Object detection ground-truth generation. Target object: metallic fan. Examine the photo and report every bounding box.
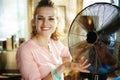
[68,2,120,80]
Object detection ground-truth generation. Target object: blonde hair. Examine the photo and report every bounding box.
[31,0,60,40]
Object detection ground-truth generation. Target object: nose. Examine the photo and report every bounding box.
[43,19,48,25]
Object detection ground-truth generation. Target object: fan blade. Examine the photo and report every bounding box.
[94,42,117,74]
[98,14,120,35]
[75,16,95,32]
[70,41,91,62]
[70,40,117,74]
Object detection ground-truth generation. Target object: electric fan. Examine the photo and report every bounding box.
[68,2,120,80]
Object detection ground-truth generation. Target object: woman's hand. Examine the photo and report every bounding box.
[63,59,91,73]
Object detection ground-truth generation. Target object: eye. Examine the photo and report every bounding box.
[49,18,55,20]
[37,17,44,20]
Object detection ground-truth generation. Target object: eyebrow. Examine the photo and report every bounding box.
[37,15,43,17]
[37,15,55,18]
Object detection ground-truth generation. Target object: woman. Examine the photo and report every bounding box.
[16,0,90,80]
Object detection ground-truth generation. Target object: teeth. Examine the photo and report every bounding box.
[42,27,50,30]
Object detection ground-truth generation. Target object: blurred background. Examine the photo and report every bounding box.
[0,0,119,80]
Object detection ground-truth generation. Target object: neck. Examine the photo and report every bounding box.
[33,35,50,47]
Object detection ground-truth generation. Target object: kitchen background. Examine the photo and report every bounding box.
[0,0,119,79]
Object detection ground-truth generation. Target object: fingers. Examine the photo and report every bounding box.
[80,59,88,66]
[80,69,90,73]
[71,59,91,73]
[84,63,91,69]
[80,59,91,68]
[64,60,91,73]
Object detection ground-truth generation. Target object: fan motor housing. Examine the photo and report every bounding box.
[86,31,98,44]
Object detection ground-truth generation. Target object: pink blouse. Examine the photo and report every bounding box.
[16,39,71,80]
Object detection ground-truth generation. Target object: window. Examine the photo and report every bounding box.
[83,0,111,8]
[0,0,28,41]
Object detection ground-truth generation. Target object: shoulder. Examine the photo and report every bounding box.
[17,39,36,52]
[50,39,69,53]
[51,39,65,48]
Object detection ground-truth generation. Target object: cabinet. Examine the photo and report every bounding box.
[0,51,18,70]
[0,51,21,79]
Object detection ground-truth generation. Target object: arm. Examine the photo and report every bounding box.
[43,59,90,80]
[16,47,42,80]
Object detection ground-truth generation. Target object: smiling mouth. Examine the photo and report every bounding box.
[41,27,51,31]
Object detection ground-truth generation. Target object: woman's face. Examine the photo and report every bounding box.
[35,7,58,37]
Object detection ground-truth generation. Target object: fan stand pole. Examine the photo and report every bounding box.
[94,75,99,80]
[94,47,99,80]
